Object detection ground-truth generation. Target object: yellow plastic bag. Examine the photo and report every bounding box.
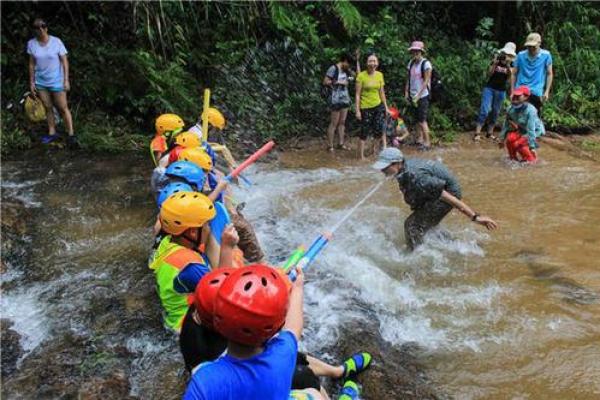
[24,96,46,122]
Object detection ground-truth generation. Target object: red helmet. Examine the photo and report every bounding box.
[213,264,290,346]
[194,267,237,329]
[389,106,400,120]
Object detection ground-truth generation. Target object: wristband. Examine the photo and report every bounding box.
[471,213,480,222]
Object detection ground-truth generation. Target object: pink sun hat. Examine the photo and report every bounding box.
[407,41,426,52]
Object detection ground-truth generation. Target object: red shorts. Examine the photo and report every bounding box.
[505,131,536,162]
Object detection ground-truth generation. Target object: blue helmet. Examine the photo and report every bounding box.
[157,182,193,208]
[165,161,207,190]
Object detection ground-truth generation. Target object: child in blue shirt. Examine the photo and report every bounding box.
[183,265,367,400]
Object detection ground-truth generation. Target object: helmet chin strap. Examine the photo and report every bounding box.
[180,227,203,251]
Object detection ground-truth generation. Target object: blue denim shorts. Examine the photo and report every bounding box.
[36,85,64,92]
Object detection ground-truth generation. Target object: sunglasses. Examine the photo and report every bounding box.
[32,24,47,30]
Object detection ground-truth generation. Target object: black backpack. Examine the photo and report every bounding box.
[408,58,443,102]
[320,64,339,100]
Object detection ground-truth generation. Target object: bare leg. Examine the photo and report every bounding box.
[305,355,344,379]
[420,121,431,147]
[52,91,74,135]
[414,123,422,144]
[327,110,341,150]
[337,108,348,147]
[359,139,366,160]
[37,90,56,135]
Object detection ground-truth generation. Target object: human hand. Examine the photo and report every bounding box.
[29,82,37,97]
[542,92,550,102]
[475,215,498,230]
[355,110,362,121]
[221,224,239,248]
[64,80,70,92]
[291,265,304,288]
[216,179,229,192]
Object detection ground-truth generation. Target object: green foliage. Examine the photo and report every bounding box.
[1,111,31,155]
[0,1,598,154]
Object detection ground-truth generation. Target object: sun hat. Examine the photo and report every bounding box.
[524,33,542,47]
[499,42,517,57]
[407,41,425,53]
[372,148,404,170]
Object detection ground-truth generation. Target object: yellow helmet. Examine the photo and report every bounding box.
[160,192,216,236]
[175,131,201,148]
[204,108,226,130]
[155,114,184,136]
[179,147,213,172]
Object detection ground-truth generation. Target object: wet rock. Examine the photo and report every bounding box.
[0,200,30,237]
[322,322,442,399]
[78,371,135,400]
[1,318,23,377]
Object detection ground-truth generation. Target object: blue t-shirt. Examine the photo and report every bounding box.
[27,35,68,88]
[515,49,552,97]
[183,330,298,400]
[173,262,211,294]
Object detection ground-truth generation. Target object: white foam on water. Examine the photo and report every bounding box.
[0,287,49,358]
[232,164,514,355]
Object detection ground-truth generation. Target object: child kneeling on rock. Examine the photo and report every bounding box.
[183,265,371,400]
[180,267,372,398]
[499,85,545,163]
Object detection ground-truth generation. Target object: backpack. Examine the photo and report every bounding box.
[320,64,339,100]
[408,58,443,102]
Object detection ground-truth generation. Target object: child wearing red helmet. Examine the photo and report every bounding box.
[499,85,545,162]
[384,106,410,148]
[183,265,369,400]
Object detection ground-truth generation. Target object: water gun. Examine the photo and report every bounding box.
[225,140,275,182]
[285,232,333,281]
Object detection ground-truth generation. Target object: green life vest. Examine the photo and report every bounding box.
[149,235,205,331]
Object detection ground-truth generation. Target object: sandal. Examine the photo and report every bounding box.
[342,351,372,379]
[337,143,351,151]
[472,134,482,142]
[41,134,60,144]
[327,146,335,153]
[338,380,360,400]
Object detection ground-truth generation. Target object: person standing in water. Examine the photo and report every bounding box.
[373,148,498,250]
[323,52,354,152]
[355,53,390,160]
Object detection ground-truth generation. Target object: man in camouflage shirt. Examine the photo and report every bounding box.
[373,148,498,250]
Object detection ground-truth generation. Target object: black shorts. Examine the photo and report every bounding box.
[359,104,385,140]
[179,306,229,372]
[410,95,430,123]
[292,352,321,390]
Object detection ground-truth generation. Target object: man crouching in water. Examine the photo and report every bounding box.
[373,148,498,250]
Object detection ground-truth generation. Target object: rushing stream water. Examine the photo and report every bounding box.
[2,138,599,399]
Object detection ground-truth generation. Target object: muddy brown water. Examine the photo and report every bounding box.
[1,137,599,399]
